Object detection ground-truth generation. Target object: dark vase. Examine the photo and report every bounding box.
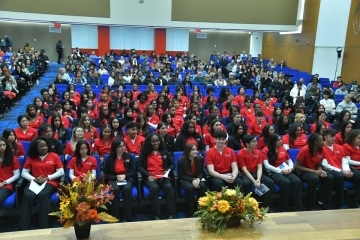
[226,216,241,228]
[74,221,91,240]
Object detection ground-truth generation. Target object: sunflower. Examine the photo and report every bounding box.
[225,189,236,196]
[198,196,209,206]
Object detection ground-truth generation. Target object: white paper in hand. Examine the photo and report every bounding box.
[254,183,269,196]
[163,169,171,178]
[116,180,127,186]
[279,162,290,170]
[29,180,47,195]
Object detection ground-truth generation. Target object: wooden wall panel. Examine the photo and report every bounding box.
[262,0,320,73]
[342,0,360,83]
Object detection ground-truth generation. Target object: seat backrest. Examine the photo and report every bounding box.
[173,152,183,172]
[287,149,300,163]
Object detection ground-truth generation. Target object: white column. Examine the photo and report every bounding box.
[312,0,351,81]
[249,32,263,56]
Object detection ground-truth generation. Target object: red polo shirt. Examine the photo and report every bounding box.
[14,127,38,142]
[240,107,255,124]
[24,152,64,188]
[257,137,266,150]
[147,151,165,178]
[323,144,344,170]
[67,156,97,177]
[124,135,145,156]
[28,117,43,129]
[147,115,160,125]
[343,143,360,170]
[261,105,274,118]
[204,134,216,149]
[248,121,266,136]
[166,125,177,138]
[261,146,289,168]
[237,148,262,173]
[172,115,184,133]
[115,157,126,175]
[64,141,93,156]
[206,147,236,174]
[12,142,25,157]
[310,121,331,133]
[335,132,344,145]
[83,127,99,142]
[87,109,99,120]
[47,115,70,128]
[296,145,324,170]
[0,156,20,191]
[93,138,114,157]
[282,134,307,149]
[202,123,227,136]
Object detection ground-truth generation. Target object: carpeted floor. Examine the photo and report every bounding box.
[0,63,62,133]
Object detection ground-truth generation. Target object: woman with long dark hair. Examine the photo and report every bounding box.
[263,133,302,211]
[177,143,207,217]
[161,112,177,138]
[136,133,175,220]
[335,120,352,145]
[19,137,64,230]
[294,133,334,210]
[93,124,115,162]
[282,123,308,150]
[0,138,20,205]
[268,107,283,125]
[120,107,134,128]
[104,138,136,221]
[26,104,42,129]
[157,122,175,152]
[38,123,63,155]
[2,128,25,158]
[204,119,225,151]
[257,124,275,150]
[275,115,290,136]
[333,110,352,132]
[67,140,97,180]
[175,121,203,151]
[93,105,111,128]
[110,117,124,139]
[310,111,331,133]
[50,113,69,146]
[228,123,247,150]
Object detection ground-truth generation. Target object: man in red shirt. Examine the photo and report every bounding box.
[248,111,266,136]
[206,131,242,191]
[261,96,274,117]
[123,122,145,156]
[240,98,255,125]
[295,133,334,210]
[237,134,274,208]
[131,83,141,100]
[168,105,184,134]
[322,129,360,208]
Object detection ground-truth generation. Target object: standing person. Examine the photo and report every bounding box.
[206,131,243,191]
[56,40,64,64]
[237,134,274,209]
[104,139,136,221]
[177,143,207,217]
[262,134,302,211]
[137,133,176,220]
[294,133,334,210]
[19,137,64,230]
[0,138,20,205]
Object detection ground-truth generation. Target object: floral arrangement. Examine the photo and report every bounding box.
[195,186,267,236]
[49,172,118,228]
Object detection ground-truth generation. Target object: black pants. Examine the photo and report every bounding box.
[210,176,243,192]
[299,171,334,209]
[345,169,360,206]
[327,171,345,207]
[57,51,62,63]
[180,180,207,216]
[109,180,134,221]
[145,178,175,217]
[270,172,302,210]
[19,184,56,230]
[241,173,274,208]
[0,188,12,205]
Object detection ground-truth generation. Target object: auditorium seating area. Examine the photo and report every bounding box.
[1,47,360,232]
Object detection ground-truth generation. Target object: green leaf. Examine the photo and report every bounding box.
[99,204,108,210]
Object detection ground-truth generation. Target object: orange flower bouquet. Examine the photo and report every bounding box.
[49,172,118,230]
[195,186,267,236]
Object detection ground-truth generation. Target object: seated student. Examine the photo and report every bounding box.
[123,122,145,156]
[204,119,227,151]
[310,111,331,133]
[275,115,290,136]
[2,128,25,158]
[206,131,243,191]
[237,134,274,209]
[26,104,43,129]
[175,121,203,151]
[294,133,334,210]
[93,124,115,162]
[157,122,175,152]
[293,113,310,135]
[261,96,274,117]
[67,140,97,180]
[322,129,360,209]
[161,112,177,138]
[335,121,352,145]
[143,104,160,129]
[257,125,275,150]
[228,123,247,150]
[104,139,136,221]
[227,113,245,136]
[47,104,70,129]
[262,134,302,211]
[14,115,38,142]
[38,124,63,155]
[313,121,327,135]
[0,138,20,205]
[248,111,267,137]
[240,98,256,126]
[137,133,176,220]
[78,115,99,142]
[177,143,207,217]
[282,123,308,150]
[185,114,202,135]
[202,114,227,136]
[19,137,64,230]
[167,105,184,134]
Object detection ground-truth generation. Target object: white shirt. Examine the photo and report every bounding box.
[98,69,108,75]
[320,98,336,114]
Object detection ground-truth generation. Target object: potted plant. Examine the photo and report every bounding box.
[49,172,118,239]
[195,186,268,236]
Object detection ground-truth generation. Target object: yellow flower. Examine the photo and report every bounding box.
[198,197,209,207]
[248,197,259,207]
[217,200,230,213]
[225,189,236,196]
